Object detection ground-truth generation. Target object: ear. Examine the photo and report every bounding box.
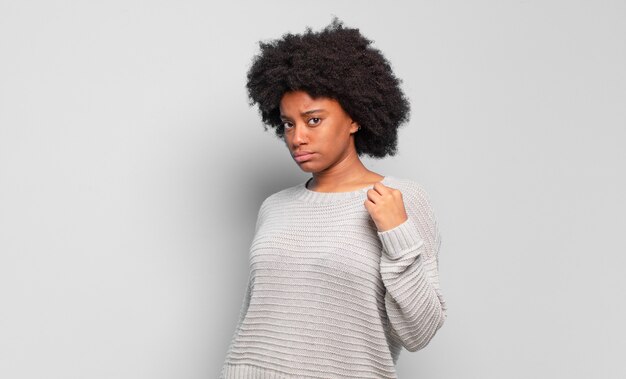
[350,120,360,134]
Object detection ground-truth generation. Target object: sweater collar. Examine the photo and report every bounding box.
[293,175,394,203]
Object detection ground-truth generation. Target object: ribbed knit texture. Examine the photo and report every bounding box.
[220,175,447,379]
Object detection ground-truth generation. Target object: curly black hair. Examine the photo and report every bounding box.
[245,16,411,158]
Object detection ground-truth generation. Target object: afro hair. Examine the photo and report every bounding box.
[245,16,411,158]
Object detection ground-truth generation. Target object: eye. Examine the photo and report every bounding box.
[308,117,321,126]
[282,121,293,129]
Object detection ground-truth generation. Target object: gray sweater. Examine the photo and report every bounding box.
[220,175,447,378]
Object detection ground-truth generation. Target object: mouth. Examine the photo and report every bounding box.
[294,152,315,163]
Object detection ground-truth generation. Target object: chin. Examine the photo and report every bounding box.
[295,160,322,172]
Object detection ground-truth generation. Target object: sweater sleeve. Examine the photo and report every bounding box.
[223,273,253,353]
[220,273,253,379]
[376,185,447,352]
[222,197,268,362]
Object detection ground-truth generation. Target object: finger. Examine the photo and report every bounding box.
[366,187,383,203]
[372,181,393,195]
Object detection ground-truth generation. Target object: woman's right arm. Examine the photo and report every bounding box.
[223,273,253,354]
[223,196,269,353]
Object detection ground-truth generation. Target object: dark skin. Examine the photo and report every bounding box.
[279,90,408,232]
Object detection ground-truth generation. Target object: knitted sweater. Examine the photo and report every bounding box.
[220,175,447,378]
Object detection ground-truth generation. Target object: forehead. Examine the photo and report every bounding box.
[279,90,340,115]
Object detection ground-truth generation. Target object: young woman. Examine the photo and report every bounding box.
[220,17,447,379]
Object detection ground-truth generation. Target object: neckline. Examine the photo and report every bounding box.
[294,175,394,203]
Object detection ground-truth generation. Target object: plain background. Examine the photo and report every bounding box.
[1,1,624,378]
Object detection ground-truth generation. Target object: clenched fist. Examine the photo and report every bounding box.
[364,182,409,232]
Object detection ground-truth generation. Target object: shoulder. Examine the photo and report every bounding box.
[256,181,302,214]
[386,176,442,256]
[385,176,435,207]
[262,182,298,205]
[385,176,439,226]
[253,189,286,232]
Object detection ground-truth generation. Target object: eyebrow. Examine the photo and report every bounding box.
[280,109,326,120]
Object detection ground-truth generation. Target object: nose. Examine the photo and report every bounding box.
[290,121,308,146]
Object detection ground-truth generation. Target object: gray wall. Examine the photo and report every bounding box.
[1,1,624,378]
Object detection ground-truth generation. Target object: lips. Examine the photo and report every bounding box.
[293,151,314,157]
[293,152,315,163]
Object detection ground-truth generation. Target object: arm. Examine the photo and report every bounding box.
[222,197,268,356]
[223,273,253,353]
[220,273,253,379]
[377,186,447,352]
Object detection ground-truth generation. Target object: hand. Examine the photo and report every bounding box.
[364,182,408,232]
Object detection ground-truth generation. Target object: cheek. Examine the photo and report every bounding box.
[323,131,350,153]
[330,125,351,141]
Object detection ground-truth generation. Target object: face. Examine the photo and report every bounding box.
[279,90,359,172]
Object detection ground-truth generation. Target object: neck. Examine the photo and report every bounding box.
[307,156,376,192]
